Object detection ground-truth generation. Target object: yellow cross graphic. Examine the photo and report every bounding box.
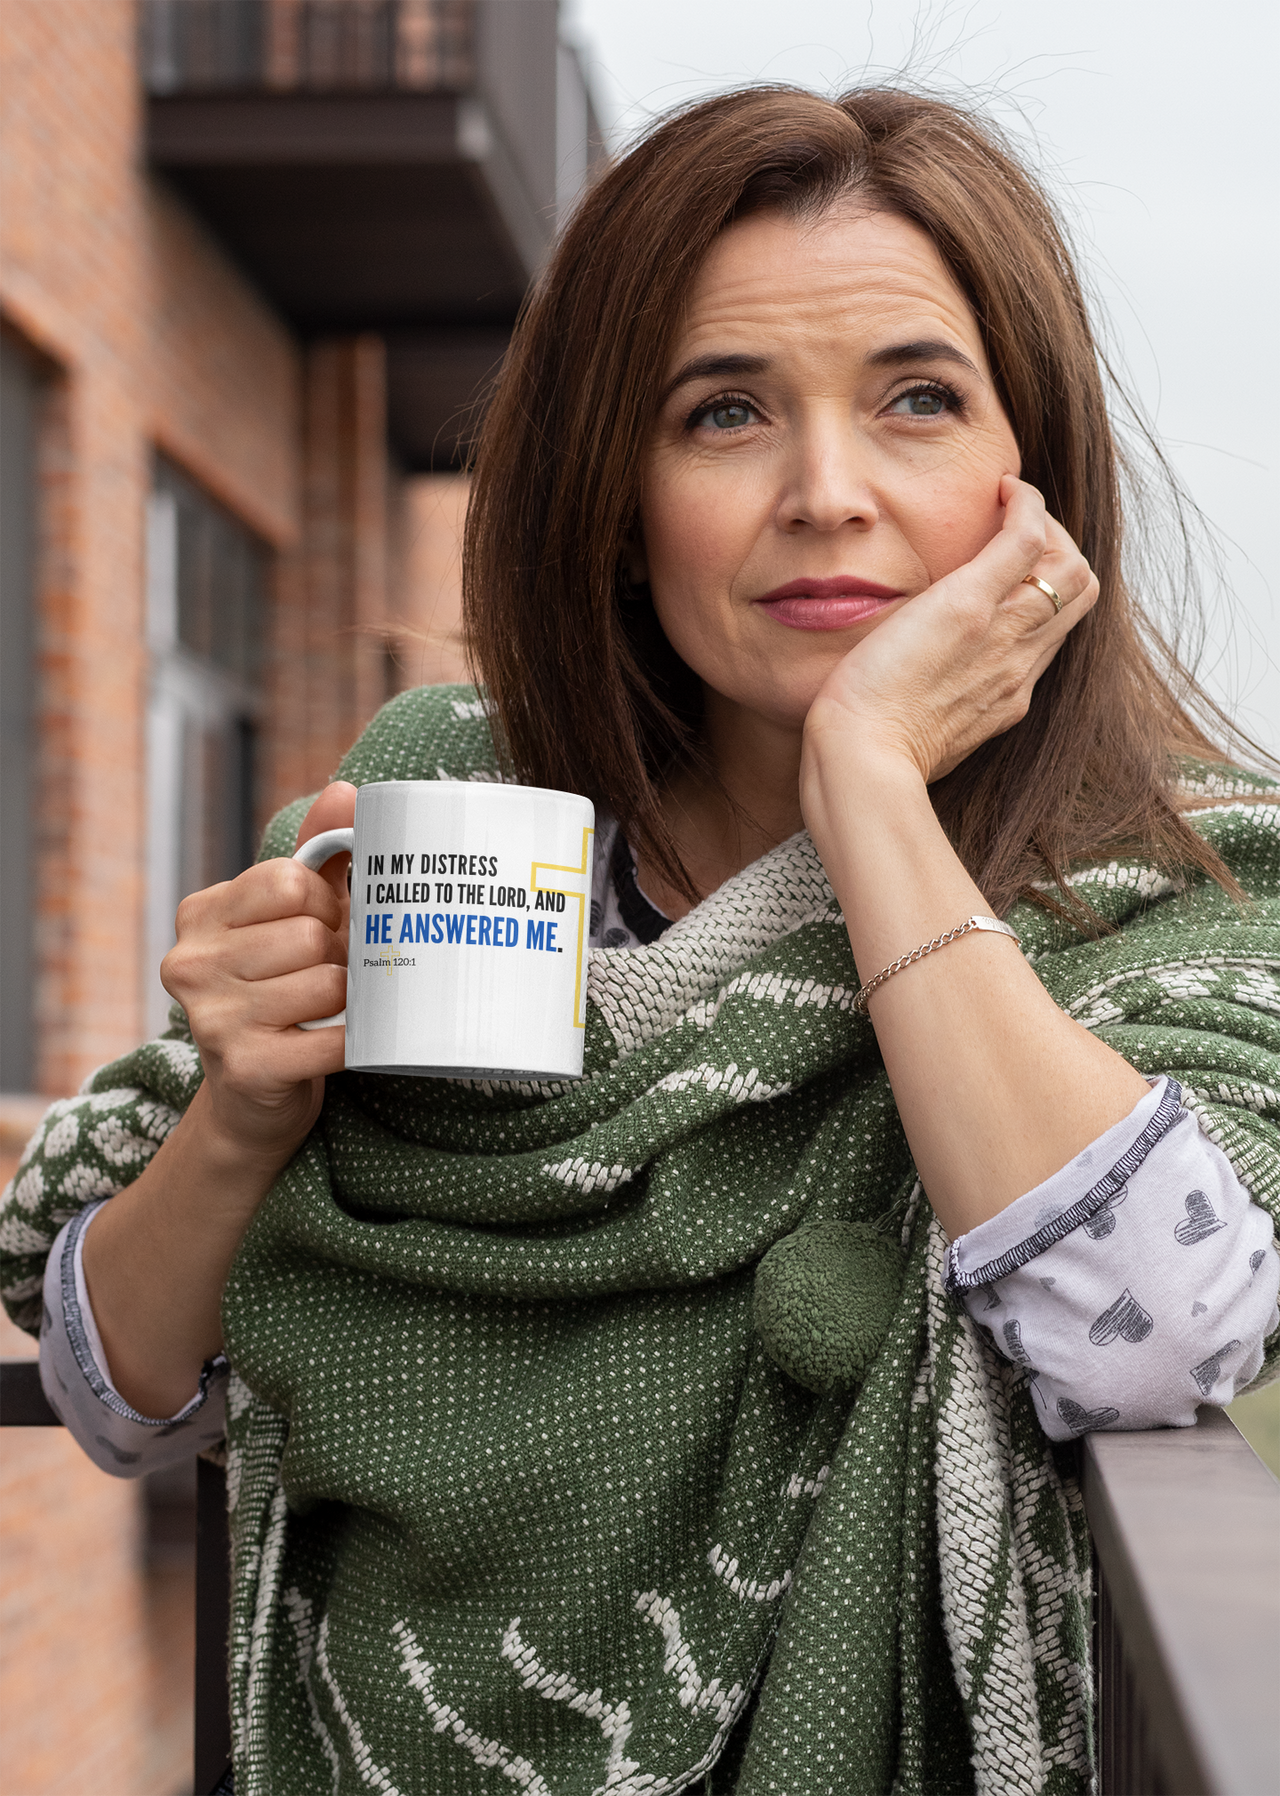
[530,825,595,1029]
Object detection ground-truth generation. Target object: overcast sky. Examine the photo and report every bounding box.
[562,0,1279,759]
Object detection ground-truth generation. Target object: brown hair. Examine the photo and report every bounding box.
[464,85,1244,918]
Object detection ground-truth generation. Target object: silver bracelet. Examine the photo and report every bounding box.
[853,914,1021,1015]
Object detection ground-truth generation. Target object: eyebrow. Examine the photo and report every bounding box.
[660,339,982,408]
[865,338,982,376]
[660,353,771,405]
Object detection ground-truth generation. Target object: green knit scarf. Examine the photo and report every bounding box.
[5,685,1279,1796]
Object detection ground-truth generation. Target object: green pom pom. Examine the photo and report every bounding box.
[753,1220,906,1393]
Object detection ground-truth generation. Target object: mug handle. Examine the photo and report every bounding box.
[292,827,354,1031]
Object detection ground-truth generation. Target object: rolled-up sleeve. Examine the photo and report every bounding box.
[945,1077,1280,1439]
[39,1200,227,1477]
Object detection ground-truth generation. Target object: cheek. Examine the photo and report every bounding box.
[641,480,760,694]
[914,498,1002,574]
[640,458,770,595]
[899,452,1013,579]
[646,562,726,683]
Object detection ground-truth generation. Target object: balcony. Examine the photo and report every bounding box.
[4,1354,1276,1795]
[141,0,601,466]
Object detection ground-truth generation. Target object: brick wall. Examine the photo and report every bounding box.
[263,369,471,820]
[393,472,471,693]
[1,3,297,1789]
[1,0,301,1095]
[266,335,391,815]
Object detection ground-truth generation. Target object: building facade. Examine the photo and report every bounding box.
[0,4,597,1787]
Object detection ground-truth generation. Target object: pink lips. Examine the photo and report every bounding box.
[755,576,904,631]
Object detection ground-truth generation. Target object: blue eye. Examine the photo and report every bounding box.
[890,386,952,417]
[694,398,757,431]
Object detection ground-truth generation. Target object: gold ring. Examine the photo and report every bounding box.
[1022,575,1063,614]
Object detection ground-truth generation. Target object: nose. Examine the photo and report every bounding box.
[774,406,880,535]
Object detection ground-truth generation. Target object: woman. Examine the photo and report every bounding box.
[5,88,1278,1795]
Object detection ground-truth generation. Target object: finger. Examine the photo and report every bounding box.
[248,964,349,1029]
[1022,571,1101,678]
[185,859,345,934]
[161,917,344,1017]
[263,1027,347,1083]
[216,913,348,983]
[266,1029,347,1083]
[296,781,357,847]
[212,1023,347,1092]
[297,782,357,907]
[1036,520,1095,598]
[1004,506,1096,623]
[946,477,1048,606]
[996,476,1049,555]
[1016,556,1099,631]
[198,963,349,1036]
[1041,512,1081,558]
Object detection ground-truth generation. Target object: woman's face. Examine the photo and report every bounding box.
[637,207,1022,733]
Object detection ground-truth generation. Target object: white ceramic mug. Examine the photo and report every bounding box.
[294,780,595,1080]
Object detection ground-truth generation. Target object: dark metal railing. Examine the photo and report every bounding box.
[5,1356,1275,1794]
[141,0,475,95]
[1,1357,232,1794]
[194,1456,233,1793]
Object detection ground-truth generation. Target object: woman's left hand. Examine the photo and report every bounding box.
[802,475,1100,786]
[796,474,1145,1239]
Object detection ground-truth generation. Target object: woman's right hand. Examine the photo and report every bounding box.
[79,782,357,1419]
[161,780,357,1173]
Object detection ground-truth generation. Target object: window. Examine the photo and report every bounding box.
[145,457,266,1036]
